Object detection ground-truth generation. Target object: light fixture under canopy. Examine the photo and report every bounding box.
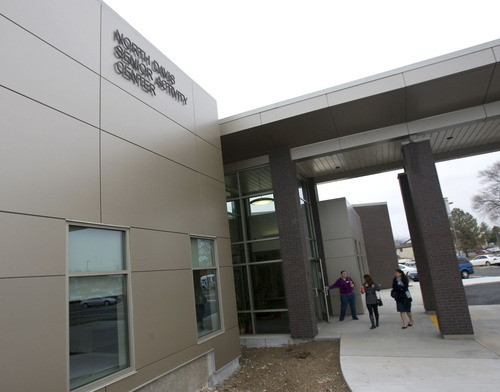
[250,196,274,205]
[250,177,274,205]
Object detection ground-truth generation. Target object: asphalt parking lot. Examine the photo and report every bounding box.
[464,266,500,305]
[465,282,500,304]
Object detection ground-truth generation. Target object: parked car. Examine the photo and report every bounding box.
[405,259,416,267]
[407,269,419,282]
[470,254,500,266]
[399,264,417,276]
[406,256,474,281]
[80,297,117,308]
[486,246,500,253]
[457,256,474,279]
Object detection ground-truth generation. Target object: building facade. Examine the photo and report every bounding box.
[3,1,498,390]
[219,37,500,339]
[225,165,323,338]
[318,198,367,317]
[354,203,400,289]
[0,2,239,391]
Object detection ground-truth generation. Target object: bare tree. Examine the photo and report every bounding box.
[472,161,500,222]
[394,237,408,248]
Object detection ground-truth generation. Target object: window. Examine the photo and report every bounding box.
[225,166,290,335]
[191,237,221,338]
[298,178,318,260]
[68,225,131,390]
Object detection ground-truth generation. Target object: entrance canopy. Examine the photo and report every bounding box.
[220,40,500,185]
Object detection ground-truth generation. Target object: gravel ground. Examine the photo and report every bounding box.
[201,340,350,392]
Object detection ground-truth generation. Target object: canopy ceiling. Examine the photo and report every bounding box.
[220,40,500,187]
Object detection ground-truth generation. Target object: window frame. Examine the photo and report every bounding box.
[190,235,224,340]
[66,221,135,392]
[225,165,290,335]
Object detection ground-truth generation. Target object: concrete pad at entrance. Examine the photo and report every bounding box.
[316,281,500,392]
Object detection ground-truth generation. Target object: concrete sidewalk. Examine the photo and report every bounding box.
[316,278,500,392]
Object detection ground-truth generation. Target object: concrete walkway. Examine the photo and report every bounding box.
[316,277,500,391]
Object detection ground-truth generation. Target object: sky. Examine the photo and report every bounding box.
[104,0,500,239]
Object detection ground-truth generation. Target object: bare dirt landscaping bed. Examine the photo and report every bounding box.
[201,340,350,392]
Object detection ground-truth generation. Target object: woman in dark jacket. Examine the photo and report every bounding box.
[392,269,414,329]
[362,274,381,329]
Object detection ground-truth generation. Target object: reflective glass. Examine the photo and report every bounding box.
[231,243,246,264]
[244,197,278,240]
[233,266,250,311]
[239,166,272,196]
[191,238,216,268]
[191,238,221,338]
[300,198,316,239]
[193,269,221,338]
[255,311,289,334]
[227,200,243,242]
[248,240,281,262]
[69,227,125,273]
[225,166,292,335]
[224,173,239,198]
[307,239,317,259]
[237,312,253,334]
[251,263,287,310]
[69,275,129,390]
[298,178,305,201]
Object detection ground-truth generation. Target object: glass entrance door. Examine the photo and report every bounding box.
[310,259,329,322]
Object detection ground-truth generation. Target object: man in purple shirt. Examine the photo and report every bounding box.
[326,270,359,321]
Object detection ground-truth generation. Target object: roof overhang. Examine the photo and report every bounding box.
[220,40,500,183]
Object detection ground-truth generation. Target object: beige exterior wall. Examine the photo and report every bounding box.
[397,247,415,260]
[318,198,367,316]
[0,1,239,391]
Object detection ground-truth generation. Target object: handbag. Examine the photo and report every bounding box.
[377,293,383,307]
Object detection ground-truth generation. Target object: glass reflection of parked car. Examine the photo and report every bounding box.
[470,254,499,266]
[201,274,216,289]
[80,297,117,308]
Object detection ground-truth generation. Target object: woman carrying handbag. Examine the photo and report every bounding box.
[391,269,414,329]
[361,274,381,329]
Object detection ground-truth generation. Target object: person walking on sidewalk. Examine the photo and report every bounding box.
[391,269,414,329]
[326,270,359,321]
[362,274,381,329]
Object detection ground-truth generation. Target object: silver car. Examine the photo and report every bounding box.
[80,297,117,308]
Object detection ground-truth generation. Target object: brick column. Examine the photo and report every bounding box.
[269,148,318,338]
[401,140,473,337]
[398,172,437,312]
